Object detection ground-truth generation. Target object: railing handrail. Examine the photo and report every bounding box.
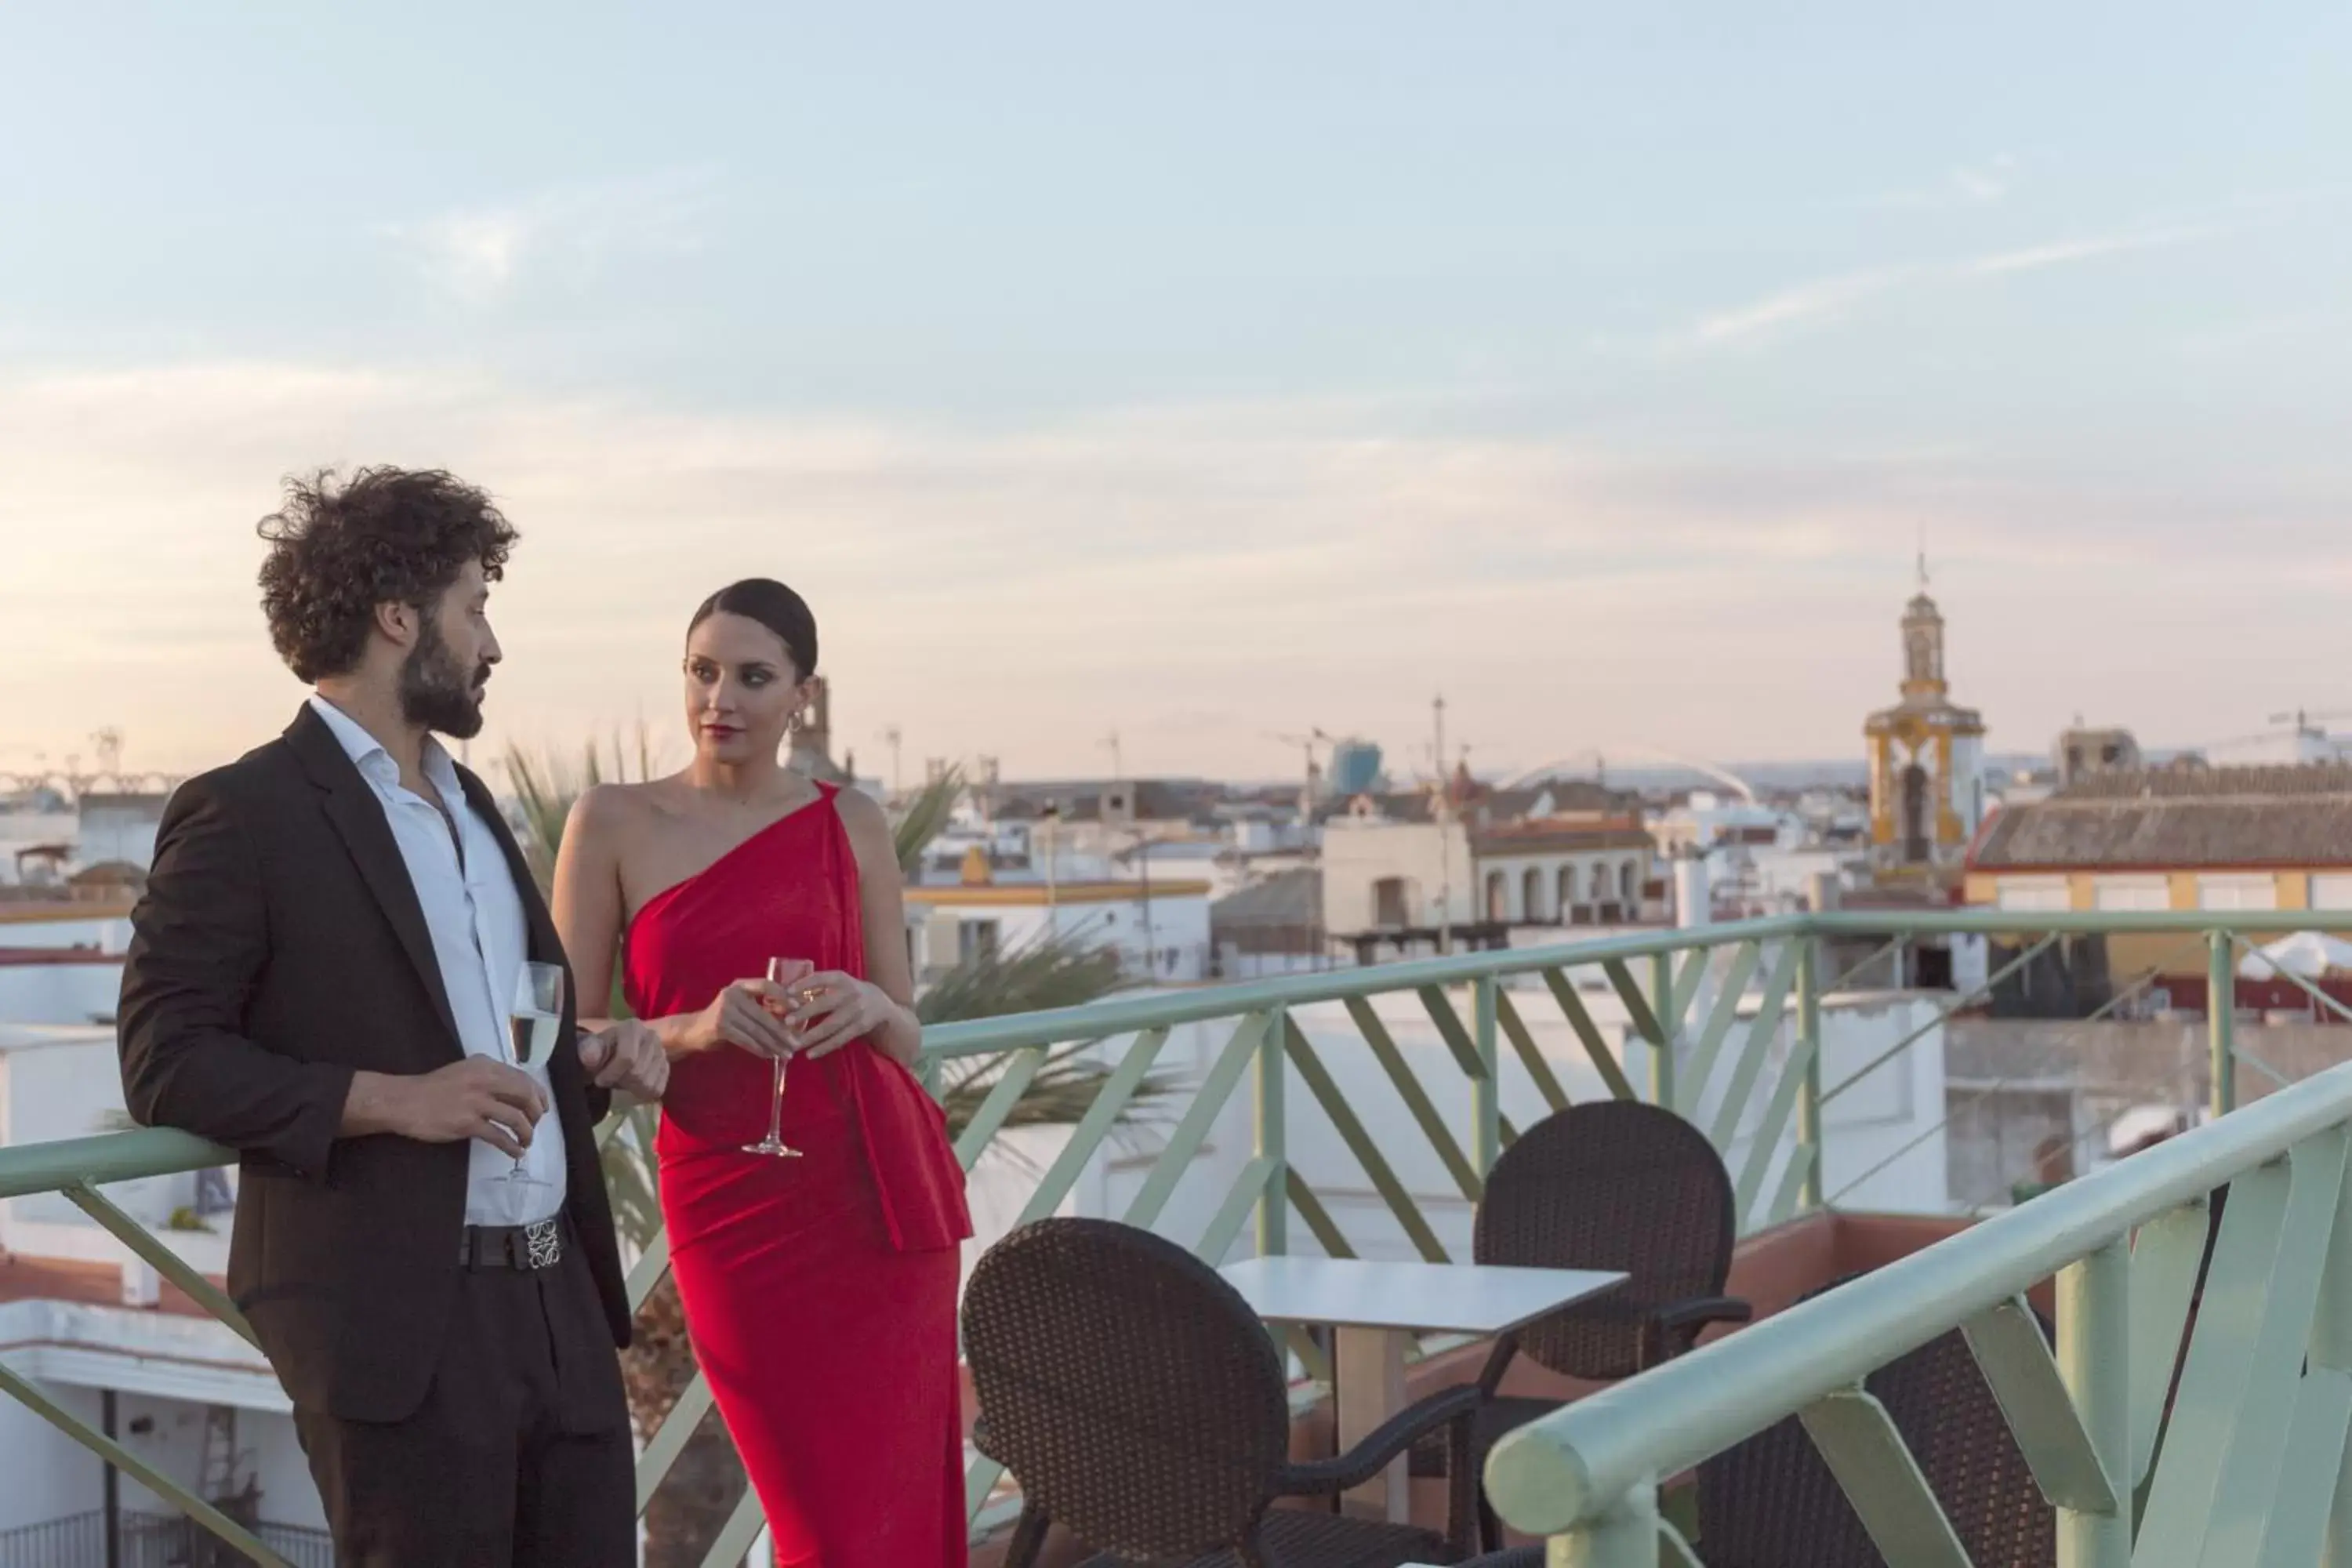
[919,915,1811,1058]
[1,905,2332,1186]
[0,1127,227,1200]
[1484,1050,2352,1537]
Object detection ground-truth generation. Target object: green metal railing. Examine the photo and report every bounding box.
[1483,909,2352,1566]
[2,908,2345,1565]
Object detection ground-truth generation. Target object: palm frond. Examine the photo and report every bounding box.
[891,765,964,877]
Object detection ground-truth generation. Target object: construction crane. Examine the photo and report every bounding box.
[1265,727,1334,806]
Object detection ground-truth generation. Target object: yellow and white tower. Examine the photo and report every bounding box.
[1864,556,1987,871]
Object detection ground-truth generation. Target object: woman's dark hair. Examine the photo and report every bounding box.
[256,466,517,683]
[689,579,818,680]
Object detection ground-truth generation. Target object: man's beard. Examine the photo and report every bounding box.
[398,615,491,740]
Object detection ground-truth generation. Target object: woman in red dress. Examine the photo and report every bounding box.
[554,579,971,1567]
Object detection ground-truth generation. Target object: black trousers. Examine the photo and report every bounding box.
[292,1244,633,1567]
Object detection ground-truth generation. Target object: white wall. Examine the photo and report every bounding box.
[2,1029,231,1274]
[1320,821,1469,931]
[0,959,122,1028]
[0,916,130,952]
[0,1301,324,1534]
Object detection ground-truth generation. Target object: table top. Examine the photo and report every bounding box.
[1218,1255,1627,1337]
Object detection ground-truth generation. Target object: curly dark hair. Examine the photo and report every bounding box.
[256,467,519,682]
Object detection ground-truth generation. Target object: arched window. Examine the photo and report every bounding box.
[1486,870,1508,923]
[1523,868,1545,923]
[1588,863,1610,901]
[1558,866,1577,922]
[1620,862,1639,904]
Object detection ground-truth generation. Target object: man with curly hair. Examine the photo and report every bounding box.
[118,467,666,1566]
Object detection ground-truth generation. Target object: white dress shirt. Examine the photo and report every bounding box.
[308,696,566,1224]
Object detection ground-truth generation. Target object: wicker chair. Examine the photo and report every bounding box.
[1405,1102,1751,1548]
[965,1218,1483,1567]
[1448,1278,2055,1567]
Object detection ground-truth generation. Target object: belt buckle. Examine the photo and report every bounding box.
[523,1219,563,1270]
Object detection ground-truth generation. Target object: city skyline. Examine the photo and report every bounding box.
[5,5,2350,779]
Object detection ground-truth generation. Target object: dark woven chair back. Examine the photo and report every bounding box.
[963,1218,1293,1561]
[1698,1276,2054,1567]
[1474,1101,1735,1380]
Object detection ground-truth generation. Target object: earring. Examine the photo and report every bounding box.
[788,711,805,735]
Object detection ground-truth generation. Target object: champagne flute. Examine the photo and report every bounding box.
[742,956,813,1158]
[502,962,564,1184]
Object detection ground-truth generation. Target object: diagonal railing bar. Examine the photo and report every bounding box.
[2231,934,2352,1027]
[636,1374,717,1510]
[0,1359,296,1566]
[1958,1296,2121,1515]
[1342,996,1483,1203]
[1822,934,1906,999]
[2235,1040,2296,1090]
[1011,1028,1171,1230]
[2136,1154,2297,1566]
[1542,968,1640,1102]
[2260,1142,2352,1566]
[1705,942,1802,1153]
[1732,1028,1818,1225]
[1415,984,1490,1082]
[1602,959,1666,1056]
[1668,946,1713,1040]
[698,1485,768,1568]
[1284,1019,1450,1263]
[1197,1156,1280,1265]
[1675,940,1763,1118]
[1659,1520,1704,1568]
[2191,1129,2348,1568]
[964,1457,1008,1528]
[1764,1144,1813,1230]
[1283,1168,1357,1261]
[61,1182,259,1348]
[1499,1112,1520,1149]
[625,1228,673,1313]
[950,1044,1052,1171]
[1823,944,2202,1210]
[1492,986,1572,1114]
[1120,1011,1272,1230]
[2128,1201,2214,1490]
[1796,1388,1973,1568]
[1819,931,2063,1107]
[2260,1369,2352,1568]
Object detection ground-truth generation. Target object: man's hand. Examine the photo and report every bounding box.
[343,1058,548,1158]
[576,1020,670,1099]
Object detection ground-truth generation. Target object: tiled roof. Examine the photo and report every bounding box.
[1470,813,1652,857]
[1973,765,2352,870]
[1210,868,1322,930]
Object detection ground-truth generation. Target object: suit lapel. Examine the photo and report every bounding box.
[285,706,465,1056]
[456,764,594,1114]
[455,768,562,967]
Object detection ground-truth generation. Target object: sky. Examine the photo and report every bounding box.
[3,4,2350,787]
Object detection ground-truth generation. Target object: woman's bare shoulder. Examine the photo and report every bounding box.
[568,777,684,847]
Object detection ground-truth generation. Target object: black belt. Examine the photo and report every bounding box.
[459,1217,565,1271]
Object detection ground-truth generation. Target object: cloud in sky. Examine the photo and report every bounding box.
[1861,155,2020,211]
[1676,222,2219,351]
[2,358,2346,782]
[377,172,717,306]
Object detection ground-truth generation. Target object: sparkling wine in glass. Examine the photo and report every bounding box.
[503,962,564,1184]
[743,956,813,1158]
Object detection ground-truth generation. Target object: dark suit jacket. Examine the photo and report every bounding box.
[118,705,631,1422]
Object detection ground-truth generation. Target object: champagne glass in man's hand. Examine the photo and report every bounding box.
[500,962,564,1184]
[743,956,815,1158]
